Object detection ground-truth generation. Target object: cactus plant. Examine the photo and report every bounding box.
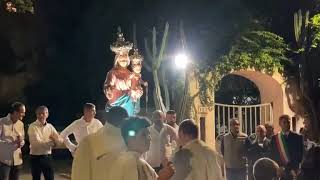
[143,22,169,113]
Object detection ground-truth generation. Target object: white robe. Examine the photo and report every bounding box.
[71,122,126,180]
[171,139,224,180]
[108,151,158,180]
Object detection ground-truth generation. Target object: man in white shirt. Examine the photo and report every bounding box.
[71,106,128,180]
[166,110,179,154]
[166,110,178,132]
[145,110,177,172]
[60,103,103,155]
[0,102,26,180]
[28,106,62,180]
[109,116,174,180]
[171,119,224,180]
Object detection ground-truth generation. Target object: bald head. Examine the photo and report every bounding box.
[152,110,165,123]
[253,158,279,180]
[256,125,266,141]
[256,125,266,132]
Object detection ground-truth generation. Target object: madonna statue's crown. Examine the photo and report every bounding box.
[110,28,133,55]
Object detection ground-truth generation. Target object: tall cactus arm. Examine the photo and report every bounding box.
[156,22,169,70]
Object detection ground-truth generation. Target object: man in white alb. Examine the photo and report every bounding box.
[28,106,62,180]
[60,103,103,155]
[71,106,128,180]
[145,110,177,172]
[171,119,224,180]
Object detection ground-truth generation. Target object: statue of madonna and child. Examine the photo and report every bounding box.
[103,29,147,116]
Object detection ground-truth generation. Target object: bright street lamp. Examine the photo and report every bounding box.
[174,53,189,69]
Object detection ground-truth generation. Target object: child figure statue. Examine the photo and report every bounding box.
[129,48,147,114]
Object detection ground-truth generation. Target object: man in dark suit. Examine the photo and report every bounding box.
[246,125,271,180]
[270,115,303,180]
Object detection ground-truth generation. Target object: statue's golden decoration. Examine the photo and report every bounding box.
[110,29,133,55]
[130,48,143,66]
[104,28,146,116]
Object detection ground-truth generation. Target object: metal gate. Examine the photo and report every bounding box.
[215,103,273,136]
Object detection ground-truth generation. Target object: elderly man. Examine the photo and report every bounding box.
[71,106,129,180]
[108,116,174,180]
[171,119,224,180]
[246,125,271,180]
[270,115,303,180]
[221,118,248,180]
[28,106,62,180]
[145,110,177,172]
[60,103,103,155]
[253,158,280,180]
[265,122,275,140]
[0,102,26,180]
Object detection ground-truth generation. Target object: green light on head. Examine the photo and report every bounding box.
[128,130,136,137]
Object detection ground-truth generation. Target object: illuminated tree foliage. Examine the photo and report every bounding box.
[2,0,34,13]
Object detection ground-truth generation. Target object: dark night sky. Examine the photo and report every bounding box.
[0,0,316,127]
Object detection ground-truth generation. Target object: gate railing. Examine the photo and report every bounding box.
[215,103,273,136]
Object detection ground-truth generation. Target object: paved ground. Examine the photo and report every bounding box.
[20,157,72,180]
[20,173,71,180]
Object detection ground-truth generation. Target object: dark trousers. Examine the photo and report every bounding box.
[0,162,20,180]
[301,168,320,180]
[226,168,246,180]
[30,155,54,180]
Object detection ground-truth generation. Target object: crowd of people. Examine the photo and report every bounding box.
[220,116,320,180]
[0,102,319,180]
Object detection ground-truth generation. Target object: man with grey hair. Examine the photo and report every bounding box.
[246,125,271,180]
[60,103,103,156]
[28,106,62,180]
[221,118,248,180]
[145,110,177,172]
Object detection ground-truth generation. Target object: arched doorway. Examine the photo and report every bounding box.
[189,69,298,149]
[230,70,290,132]
[214,74,266,136]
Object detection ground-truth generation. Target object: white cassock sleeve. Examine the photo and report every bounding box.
[71,137,91,180]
